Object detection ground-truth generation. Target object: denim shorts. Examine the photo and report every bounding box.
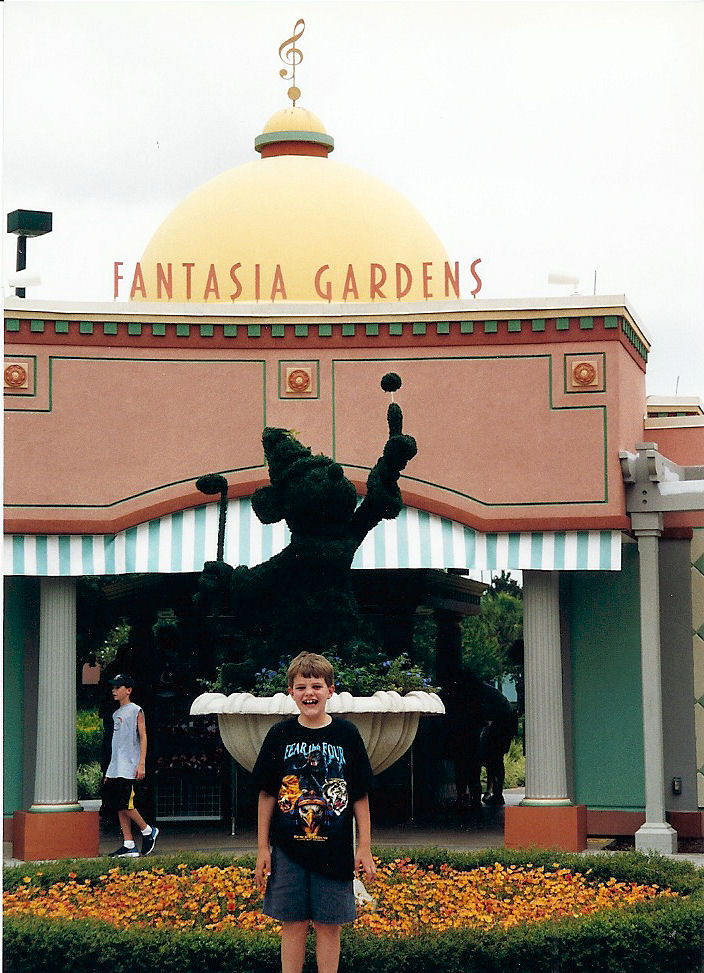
[262,845,357,924]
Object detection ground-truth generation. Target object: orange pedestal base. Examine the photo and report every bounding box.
[12,810,100,861]
[504,804,588,852]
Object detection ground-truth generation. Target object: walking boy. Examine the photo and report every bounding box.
[104,674,159,857]
[253,652,376,973]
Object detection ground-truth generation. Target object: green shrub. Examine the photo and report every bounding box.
[77,761,103,799]
[76,709,103,765]
[5,849,704,973]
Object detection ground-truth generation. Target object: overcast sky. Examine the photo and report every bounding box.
[3,0,703,399]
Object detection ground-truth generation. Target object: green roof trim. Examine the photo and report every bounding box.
[483,320,498,334]
[79,321,94,335]
[389,322,403,336]
[127,322,142,336]
[176,324,190,338]
[55,321,69,334]
[318,323,332,337]
[531,319,546,332]
[30,320,45,333]
[102,322,117,336]
[436,321,450,335]
[272,324,285,337]
[151,323,166,337]
[460,321,474,334]
[556,318,569,331]
[223,324,237,337]
[200,324,214,337]
[412,322,427,335]
[508,320,521,333]
[365,323,379,336]
[6,318,20,332]
[342,323,355,336]
[254,130,335,153]
[247,324,261,338]
[295,324,309,337]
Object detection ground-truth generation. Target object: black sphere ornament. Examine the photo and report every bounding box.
[381,372,402,393]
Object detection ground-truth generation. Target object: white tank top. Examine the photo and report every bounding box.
[105,701,143,778]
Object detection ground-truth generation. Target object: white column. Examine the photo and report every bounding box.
[522,570,570,805]
[632,513,677,853]
[30,578,82,812]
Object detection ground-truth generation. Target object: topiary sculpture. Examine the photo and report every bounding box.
[196,375,417,690]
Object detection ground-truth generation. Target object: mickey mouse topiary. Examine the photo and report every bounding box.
[197,375,417,689]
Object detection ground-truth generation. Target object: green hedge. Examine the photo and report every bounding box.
[76,709,103,766]
[5,849,704,973]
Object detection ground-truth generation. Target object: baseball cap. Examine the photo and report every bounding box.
[108,673,135,688]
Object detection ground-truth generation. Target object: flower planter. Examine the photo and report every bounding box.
[189,690,444,774]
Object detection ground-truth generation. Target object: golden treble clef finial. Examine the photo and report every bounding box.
[279,19,305,105]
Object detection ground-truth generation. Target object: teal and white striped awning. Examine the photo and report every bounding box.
[4,499,622,576]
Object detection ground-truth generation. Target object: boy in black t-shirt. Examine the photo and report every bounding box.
[253,652,376,973]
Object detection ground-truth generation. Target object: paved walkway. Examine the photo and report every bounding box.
[5,790,704,867]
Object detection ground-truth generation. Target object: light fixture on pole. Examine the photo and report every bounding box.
[7,209,52,297]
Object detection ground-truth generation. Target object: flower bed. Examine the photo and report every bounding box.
[4,849,704,973]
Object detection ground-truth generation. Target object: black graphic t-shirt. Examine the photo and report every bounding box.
[252,716,374,880]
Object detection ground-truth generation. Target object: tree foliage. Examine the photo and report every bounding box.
[461,574,523,686]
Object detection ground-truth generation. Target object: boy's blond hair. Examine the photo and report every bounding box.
[287,652,335,688]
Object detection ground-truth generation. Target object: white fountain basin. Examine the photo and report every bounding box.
[190,690,445,774]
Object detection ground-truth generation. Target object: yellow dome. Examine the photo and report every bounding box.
[261,106,327,134]
[134,115,453,304]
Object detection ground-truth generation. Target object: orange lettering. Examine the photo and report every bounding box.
[370,263,387,300]
[113,262,123,299]
[470,258,483,298]
[203,264,220,300]
[444,261,460,299]
[270,264,287,300]
[395,263,412,299]
[342,264,359,301]
[230,263,242,300]
[129,262,146,299]
[156,263,173,299]
[182,263,195,300]
[314,265,332,302]
[422,262,433,299]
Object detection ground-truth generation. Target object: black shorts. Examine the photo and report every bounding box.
[262,846,356,924]
[102,776,143,813]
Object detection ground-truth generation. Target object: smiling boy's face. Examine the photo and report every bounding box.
[289,675,334,727]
